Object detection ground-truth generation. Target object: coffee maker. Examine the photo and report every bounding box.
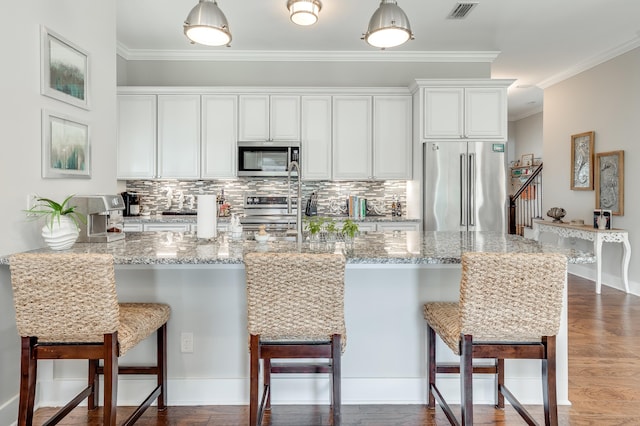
[71,195,126,243]
[120,191,141,216]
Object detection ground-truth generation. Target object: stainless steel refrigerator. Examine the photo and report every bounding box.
[422,141,507,232]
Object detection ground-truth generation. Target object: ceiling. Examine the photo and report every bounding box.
[116,0,640,121]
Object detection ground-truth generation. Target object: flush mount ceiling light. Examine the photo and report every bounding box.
[184,0,232,46]
[287,0,322,26]
[362,0,414,49]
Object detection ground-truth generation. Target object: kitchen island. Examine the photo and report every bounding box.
[0,231,593,409]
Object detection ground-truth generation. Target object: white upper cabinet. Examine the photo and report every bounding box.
[238,95,300,141]
[464,88,507,139]
[422,86,507,140]
[373,96,412,179]
[117,94,157,179]
[157,95,201,178]
[332,96,372,180]
[201,95,238,179]
[301,96,332,180]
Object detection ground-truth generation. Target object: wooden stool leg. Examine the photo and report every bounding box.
[542,336,558,426]
[460,334,473,426]
[263,358,271,410]
[496,358,505,409]
[18,337,37,426]
[88,359,99,410]
[331,334,342,426]
[427,325,436,408]
[157,323,168,410]
[103,333,119,426]
[250,334,260,426]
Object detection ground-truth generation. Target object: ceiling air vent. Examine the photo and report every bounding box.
[447,1,478,19]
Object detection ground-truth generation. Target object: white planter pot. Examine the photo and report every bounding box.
[41,216,80,250]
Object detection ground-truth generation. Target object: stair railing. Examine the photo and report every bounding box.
[509,163,543,235]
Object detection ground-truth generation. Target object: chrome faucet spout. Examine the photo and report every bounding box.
[287,161,303,245]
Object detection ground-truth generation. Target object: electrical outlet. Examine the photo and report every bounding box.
[181,332,194,353]
[26,194,39,215]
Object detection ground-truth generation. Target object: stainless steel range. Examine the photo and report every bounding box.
[241,195,298,232]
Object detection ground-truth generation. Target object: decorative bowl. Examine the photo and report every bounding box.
[546,207,567,223]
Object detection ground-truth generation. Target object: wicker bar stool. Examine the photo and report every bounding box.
[244,252,346,426]
[9,253,171,426]
[423,252,567,426]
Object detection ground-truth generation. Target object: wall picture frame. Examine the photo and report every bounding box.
[570,131,594,190]
[40,26,90,110]
[42,110,91,179]
[595,150,624,215]
[520,153,534,167]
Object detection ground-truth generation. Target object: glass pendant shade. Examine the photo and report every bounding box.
[184,0,232,46]
[287,0,322,26]
[363,0,414,49]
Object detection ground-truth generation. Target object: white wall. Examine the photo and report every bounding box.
[0,2,117,424]
[513,112,543,162]
[543,47,640,294]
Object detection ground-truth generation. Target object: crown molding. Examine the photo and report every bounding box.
[537,36,640,89]
[116,41,500,63]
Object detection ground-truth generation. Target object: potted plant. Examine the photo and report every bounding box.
[341,219,359,244]
[26,195,86,250]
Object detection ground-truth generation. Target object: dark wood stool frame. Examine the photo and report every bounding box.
[18,325,167,426]
[427,326,558,426]
[249,334,342,426]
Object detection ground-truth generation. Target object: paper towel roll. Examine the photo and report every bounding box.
[197,195,217,239]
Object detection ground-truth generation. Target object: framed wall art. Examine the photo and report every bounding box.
[595,150,624,215]
[520,153,534,167]
[40,26,90,110]
[570,131,594,190]
[42,110,91,178]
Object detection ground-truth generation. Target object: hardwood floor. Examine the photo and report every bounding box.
[32,274,640,425]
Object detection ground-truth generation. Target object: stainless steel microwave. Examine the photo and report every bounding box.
[237,141,300,177]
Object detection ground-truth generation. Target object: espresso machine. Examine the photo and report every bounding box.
[70,195,126,243]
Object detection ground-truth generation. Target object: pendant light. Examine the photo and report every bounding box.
[184,0,232,46]
[287,0,322,26]
[363,0,414,49]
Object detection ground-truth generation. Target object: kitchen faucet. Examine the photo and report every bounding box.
[287,161,302,245]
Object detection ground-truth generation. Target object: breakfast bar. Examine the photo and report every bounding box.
[0,231,594,409]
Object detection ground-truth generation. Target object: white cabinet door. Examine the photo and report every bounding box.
[270,95,300,141]
[201,95,237,178]
[332,96,372,180]
[143,223,191,232]
[117,95,157,179]
[238,95,300,141]
[464,87,507,139]
[376,222,420,232]
[422,88,464,139]
[157,95,200,178]
[301,96,331,180]
[373,96,412,179]
[123,223,143,232]
[238,95,269,140]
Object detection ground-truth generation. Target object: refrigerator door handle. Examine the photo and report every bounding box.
[460,153,466,226]
[469,153,476,227]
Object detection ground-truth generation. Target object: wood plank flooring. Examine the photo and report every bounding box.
[32,274,640,425]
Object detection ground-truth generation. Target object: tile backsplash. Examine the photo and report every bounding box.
[125,179,408,217]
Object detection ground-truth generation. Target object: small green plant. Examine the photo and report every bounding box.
[324,218,338,234]
[341,219,359,239]
[26,195,86,230]
[305,216,324,235]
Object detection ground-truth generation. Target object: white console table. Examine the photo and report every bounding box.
[533,220,630,294]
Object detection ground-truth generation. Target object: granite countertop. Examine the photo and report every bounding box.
[0,231,595,266]
[123,215,420,224]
